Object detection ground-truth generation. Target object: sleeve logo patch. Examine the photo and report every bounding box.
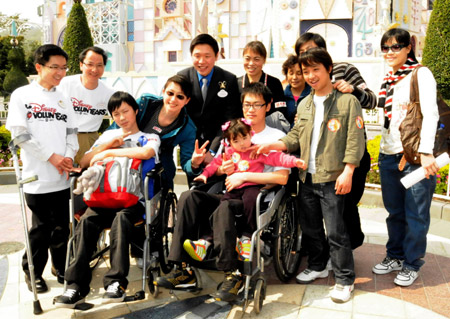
[355,116,364,129]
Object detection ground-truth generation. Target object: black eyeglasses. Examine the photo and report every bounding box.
[243,103,266,110]
[166,91,186,100]
[381,44,406,53]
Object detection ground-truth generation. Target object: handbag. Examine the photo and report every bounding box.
[398,66,450,169]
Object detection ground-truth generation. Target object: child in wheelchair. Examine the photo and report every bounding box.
[187,118,305,262]
[155,83,295,302]
[54,91,160,308]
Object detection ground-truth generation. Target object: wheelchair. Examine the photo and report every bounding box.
[65,163,178,300]
[164,171,302,314]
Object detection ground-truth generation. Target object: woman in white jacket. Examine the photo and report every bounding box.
[372,28,439,287]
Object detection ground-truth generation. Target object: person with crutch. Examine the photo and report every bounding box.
[5,44,78,301]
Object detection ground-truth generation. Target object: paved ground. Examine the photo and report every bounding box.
[0,183,449,319]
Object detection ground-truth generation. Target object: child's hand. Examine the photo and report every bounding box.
[90,151,109,166]
[193,175,207,184]
[218,152,234,175]
[256,143,272,156]
[108,131,132,149]
[295,159,307,170]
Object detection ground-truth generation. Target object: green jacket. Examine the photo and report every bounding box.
[281,89,365,183]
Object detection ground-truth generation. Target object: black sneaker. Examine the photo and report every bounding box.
[54,289,85,308]
[102,282,126,303]
[25,274,48,293]
[154,268,197,289]
[51,266,65,284]
[213,272,243,302]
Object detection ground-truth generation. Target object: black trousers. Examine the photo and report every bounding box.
[64,204,144,297]
[168,189,243,271]
[23,188,70,278]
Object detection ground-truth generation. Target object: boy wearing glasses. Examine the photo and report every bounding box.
[59,46,115,165]
[155,83,291,302]
[6,44,78,292]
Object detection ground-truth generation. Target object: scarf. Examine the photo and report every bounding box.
[378,58,419,129]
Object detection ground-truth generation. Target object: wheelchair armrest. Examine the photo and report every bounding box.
[189,180,206,189]
[146,163,164,178]
[259,183,282,196]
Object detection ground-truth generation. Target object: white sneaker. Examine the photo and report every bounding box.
[296,268,329,284]
[372,256,403,275]
[394,268,419,287]
[330,284,354,303]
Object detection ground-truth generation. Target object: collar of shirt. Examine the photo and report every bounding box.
[197,68,214,88]
[33,80,57,92]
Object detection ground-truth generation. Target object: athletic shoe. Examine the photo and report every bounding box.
[54,289,85,308]
[102,282,126,303]
[394,268,419,287]
[372,256,403,275]
[154,268,197,289]
[183,239,211,261]
[213,271,244,302]
[330,284,354,303]
[236,237,251,261]
[296,268,329,284]
[25,274,48,293]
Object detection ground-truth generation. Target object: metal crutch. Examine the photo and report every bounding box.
[9,135,43,315]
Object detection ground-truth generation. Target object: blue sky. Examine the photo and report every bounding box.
[1,0,43,24]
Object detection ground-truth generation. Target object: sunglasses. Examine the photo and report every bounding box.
[381,44,406,53]
[166,91,186,100]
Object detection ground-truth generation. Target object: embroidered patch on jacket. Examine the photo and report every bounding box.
[355,116,364,129]
[327,119,341,132]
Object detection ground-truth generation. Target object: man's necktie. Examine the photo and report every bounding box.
[201,77,208,102]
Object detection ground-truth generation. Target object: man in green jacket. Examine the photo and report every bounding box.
[256,48,364,303]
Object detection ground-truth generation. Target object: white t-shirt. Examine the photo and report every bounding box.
[380,67,439,155]
[59,75,115,132]
[6,81,78,194]
[252,125,287,173]
[308,95,326,174]
[90,129,161,163]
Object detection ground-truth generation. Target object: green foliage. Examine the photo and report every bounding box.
[435,165,449,195]
[422,0,450,99]
[0,125,11,167]
[62,1,93,75]
[366,135,381,184]
[3,49,28,94]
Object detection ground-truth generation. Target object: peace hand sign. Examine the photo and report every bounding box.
[191,139,209,169]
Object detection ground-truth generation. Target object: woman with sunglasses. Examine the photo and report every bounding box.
[372,28,439,287]
[139,75,204,188]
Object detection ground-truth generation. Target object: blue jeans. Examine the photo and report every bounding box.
[299,174,355,285]
[378,153,436,271]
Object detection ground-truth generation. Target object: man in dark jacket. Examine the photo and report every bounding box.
[178,33,242,165]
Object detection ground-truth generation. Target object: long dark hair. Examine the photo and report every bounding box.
[380,28,418,63]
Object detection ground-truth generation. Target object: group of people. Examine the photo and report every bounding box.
[5,27,439,309]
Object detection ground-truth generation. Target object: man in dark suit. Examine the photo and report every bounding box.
[178,33,242,164]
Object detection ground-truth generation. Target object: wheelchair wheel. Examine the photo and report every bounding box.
[253,279,265,314]
[90,230,109,270]
[158,190,177,274]
[272,194,302,282]
[147,267,160,297]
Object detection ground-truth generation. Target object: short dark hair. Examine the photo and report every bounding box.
[107,91,138,115]
[380,28,417,63]
[241,82,273,105]
[299,47,333,79]
[190,33,219,56]
[222,118,252,142]
[282,55,300,76]
[79,46,108,65]
[34,44,68,65]
[294,32,327,56]
[243,41,267,60]
[164,74,193,99]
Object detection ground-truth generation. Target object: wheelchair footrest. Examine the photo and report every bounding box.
[169,286,203,293]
